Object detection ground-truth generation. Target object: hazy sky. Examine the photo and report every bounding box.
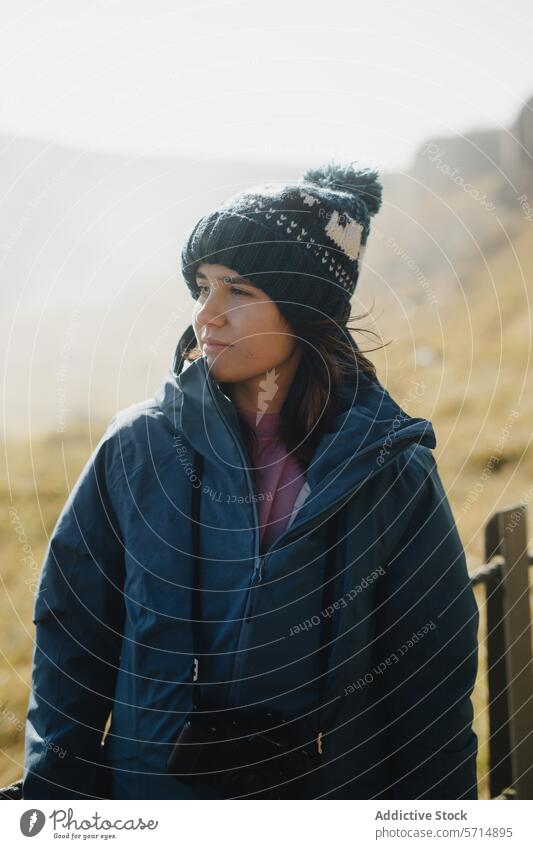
[1,0,532,171]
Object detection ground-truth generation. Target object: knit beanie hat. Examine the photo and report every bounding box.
[180,160,383,329]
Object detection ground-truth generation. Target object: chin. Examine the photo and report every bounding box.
[204,357,239,383]
[204,356,265,385]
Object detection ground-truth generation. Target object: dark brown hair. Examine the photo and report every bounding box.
[184,302,389,490]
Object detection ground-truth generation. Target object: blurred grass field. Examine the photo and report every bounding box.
[1,227,532,796]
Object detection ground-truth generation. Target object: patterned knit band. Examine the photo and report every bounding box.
[180,160,383,326]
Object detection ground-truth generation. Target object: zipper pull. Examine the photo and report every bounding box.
[256,555,264,583]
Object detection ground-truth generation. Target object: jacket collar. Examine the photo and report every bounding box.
[154,325,437,530]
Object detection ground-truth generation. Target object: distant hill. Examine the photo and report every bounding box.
[2,94,533,435]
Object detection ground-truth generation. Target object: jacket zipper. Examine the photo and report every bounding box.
[245,555,264,623]
[205,373,341,704]
[204,373,262,706]
[228,490,356,707]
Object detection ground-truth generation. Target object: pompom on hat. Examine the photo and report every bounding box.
[180,160,383,328]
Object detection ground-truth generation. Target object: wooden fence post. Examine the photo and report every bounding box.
[484,503,533,799]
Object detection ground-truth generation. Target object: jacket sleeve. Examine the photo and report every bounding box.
[373,446,479,800]
[23,418,125,799]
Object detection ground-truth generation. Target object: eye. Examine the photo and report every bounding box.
[196,283,251,297]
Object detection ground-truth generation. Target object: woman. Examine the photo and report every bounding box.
[23,162,479,800]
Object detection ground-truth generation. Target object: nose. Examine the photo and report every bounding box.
[194,288,227,329]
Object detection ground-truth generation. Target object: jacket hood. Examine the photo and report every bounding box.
[154,324,437,534]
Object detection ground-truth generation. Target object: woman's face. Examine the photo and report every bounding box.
[192,262,300,384]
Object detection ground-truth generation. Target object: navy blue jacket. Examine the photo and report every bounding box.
[23,329,479,799]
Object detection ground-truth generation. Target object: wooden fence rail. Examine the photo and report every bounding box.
[2,503,532,800]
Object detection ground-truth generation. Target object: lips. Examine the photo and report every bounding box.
[202,340,230,352]
[202,338,230,347]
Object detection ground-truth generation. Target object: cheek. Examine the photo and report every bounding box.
[240,305,289,347]
[250,332,291,357]
[240,332,295,371]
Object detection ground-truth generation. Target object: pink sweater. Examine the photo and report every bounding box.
[239,409,307,554]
